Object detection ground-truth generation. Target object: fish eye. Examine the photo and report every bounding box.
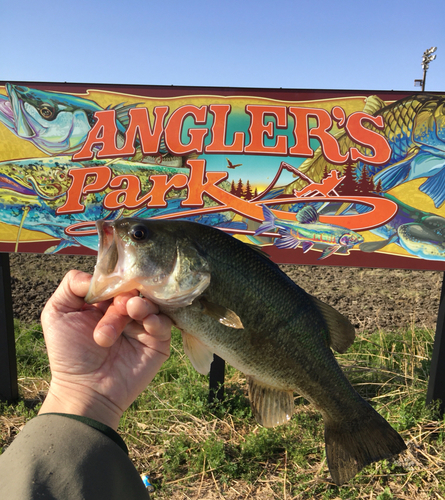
[39,104,56,120]
[130,225,149,241]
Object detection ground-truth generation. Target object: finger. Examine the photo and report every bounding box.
[126,296,160,321]
[69,270,93,299]
[142,313,173,342]
[93,303,132,348]
[123,313,172,346]
[89,299,114,316]
[113,291,144,316]
[43,270,92,316]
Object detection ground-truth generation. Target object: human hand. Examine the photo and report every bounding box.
[38,270,172,430]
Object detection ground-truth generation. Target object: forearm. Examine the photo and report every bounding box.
[0,414,149,499]
[39,379,123,430]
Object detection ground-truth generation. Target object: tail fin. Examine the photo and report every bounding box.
[254,205,277,236]
[325,407,406,485]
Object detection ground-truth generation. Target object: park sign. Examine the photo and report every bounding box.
[0,82,445,271]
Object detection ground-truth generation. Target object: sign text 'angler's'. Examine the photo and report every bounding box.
[72,104,391,165]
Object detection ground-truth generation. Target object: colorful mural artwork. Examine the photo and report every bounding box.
[1,82,445,270]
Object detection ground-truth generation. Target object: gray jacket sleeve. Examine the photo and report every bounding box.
[0,414,151,499]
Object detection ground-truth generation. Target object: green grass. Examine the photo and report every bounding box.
[13,320,49,378]
[2,324,445,499]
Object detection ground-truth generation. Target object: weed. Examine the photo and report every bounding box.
[13,320,49,379]
[3,321,445,499]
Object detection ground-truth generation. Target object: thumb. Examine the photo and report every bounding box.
[42,270,92,318]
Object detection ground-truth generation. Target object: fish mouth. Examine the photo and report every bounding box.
[0,96,14,127]
[85,218,212,307]
[84,218,185,305]
[0,84,36,138]
[85,220,139,303]
[6,84,36,138]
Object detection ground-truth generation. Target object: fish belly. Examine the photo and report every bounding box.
[162,300,366,424]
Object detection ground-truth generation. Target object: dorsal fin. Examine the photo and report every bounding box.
[246,243,272,260]
[111,102,142,127]
[310,295,355,353]
[363,95,386,115]
[296,205,318,224]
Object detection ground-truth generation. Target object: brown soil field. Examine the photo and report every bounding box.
[8,253,444,334]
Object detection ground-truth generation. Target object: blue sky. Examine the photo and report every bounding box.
[1,0,444,91]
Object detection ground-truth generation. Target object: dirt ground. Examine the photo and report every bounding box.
[7,252,444,333]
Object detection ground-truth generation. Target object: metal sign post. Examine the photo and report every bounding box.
[208,355,225,404]
[426,273,445,415]
[0,253,18,402]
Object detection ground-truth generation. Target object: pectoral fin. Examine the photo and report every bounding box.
[359,237,396,253]
[199,298,244,329]
[247,377,294,428]
[310,295,355,353]
[420,168,445,208]
[373,152,416,191]
[181,331,214,375]
[320,245,341,259]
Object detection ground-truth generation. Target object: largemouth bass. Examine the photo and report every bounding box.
[85,218,406,485]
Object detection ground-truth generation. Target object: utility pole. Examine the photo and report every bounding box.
[418,47,437,91]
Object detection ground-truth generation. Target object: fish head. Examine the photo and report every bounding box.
[85,218,211,306]
[339,231,364,247]
[0,84,102,155]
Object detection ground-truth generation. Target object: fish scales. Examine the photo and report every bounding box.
[85,217,406,485]
[284,93,445,208]
[162,222,366,413]
[163,223,333,384]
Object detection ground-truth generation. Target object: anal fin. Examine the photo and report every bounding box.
[276,229,301,250]
[181,331,214,375]
[247,377,294,428]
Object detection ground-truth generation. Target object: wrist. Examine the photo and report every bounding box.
[39,380,123,430]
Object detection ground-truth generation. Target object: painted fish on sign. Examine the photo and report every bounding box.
[255,204,364,259]
[0,82,444,270]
